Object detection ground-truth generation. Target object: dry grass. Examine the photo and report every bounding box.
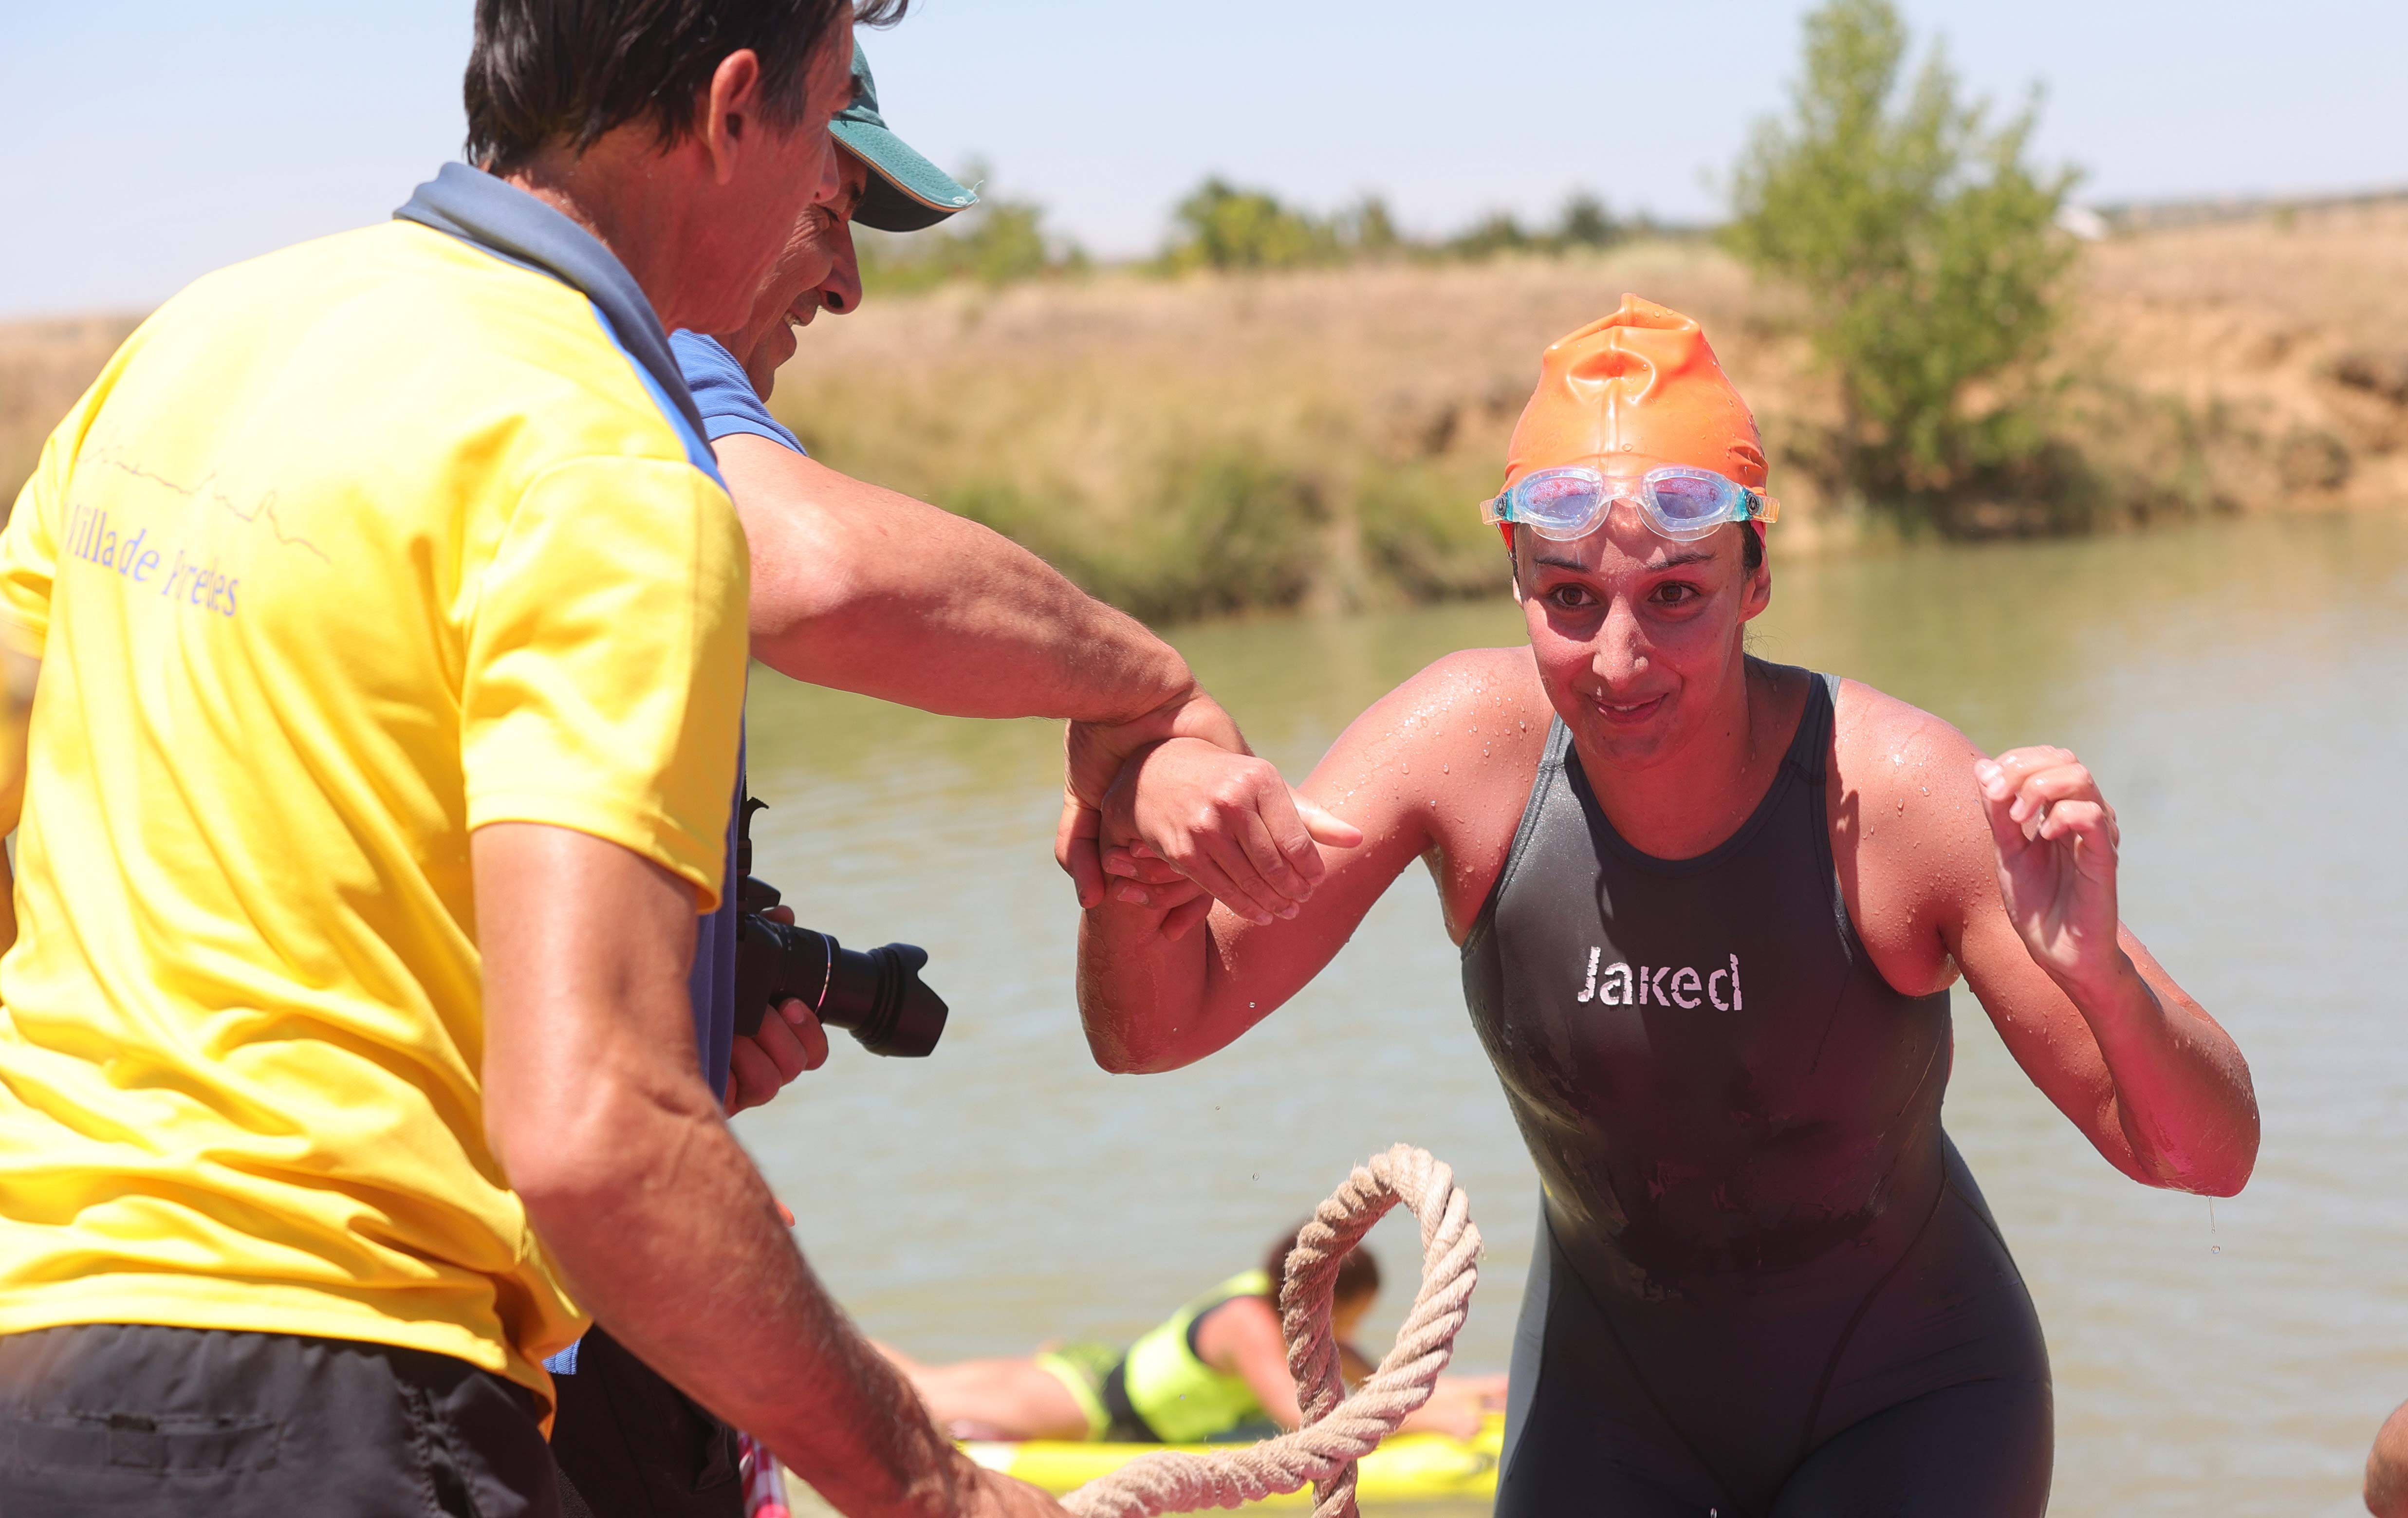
[6,206,2404,614]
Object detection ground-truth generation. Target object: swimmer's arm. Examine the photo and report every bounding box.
[1076,670,1465,1072]
[1197,1301,1496,1440]
[1869,706,2258,1195]
[1195,1296,1312,1431]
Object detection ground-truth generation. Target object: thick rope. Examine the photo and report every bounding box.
[1059,1145,1480,1518]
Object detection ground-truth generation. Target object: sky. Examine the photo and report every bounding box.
[2,0,2402,318]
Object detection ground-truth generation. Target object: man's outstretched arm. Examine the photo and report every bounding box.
[718,434,1336,920]
[724,436,1188,724]
[474,822,1061,1518]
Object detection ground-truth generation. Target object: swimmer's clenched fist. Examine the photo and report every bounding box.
[1056,689,1355,925]
[1097,742,1361,936]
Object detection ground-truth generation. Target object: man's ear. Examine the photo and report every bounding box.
[698,48,765,186]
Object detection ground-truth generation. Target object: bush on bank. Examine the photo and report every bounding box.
[1726,0,2084,534]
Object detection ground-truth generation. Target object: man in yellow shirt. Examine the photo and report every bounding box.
[0,2,1058,1515]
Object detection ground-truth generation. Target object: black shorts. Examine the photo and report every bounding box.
[0,1322,560,1518]
[547,1324,745,1518]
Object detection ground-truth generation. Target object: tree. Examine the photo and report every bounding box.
[1159,179,1339,273]
[1555,191,1622,250]
[1726,0,2078,518]
[1445,211,1532,260]
[857,165,1084,295]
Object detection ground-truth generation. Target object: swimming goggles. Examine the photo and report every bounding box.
[1480,464,1780,542]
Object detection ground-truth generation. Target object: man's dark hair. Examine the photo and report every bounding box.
[464,0,909,173]
[1263,1221,1381,1308]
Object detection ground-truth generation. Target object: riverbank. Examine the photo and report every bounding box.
[5,203,2403,618]
[761,199,2408,617]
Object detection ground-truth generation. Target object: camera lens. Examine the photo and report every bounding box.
[734,913,949,1058]
[822,942,948,1058]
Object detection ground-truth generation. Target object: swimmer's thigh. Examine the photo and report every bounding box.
[1495,1206,1727,1518]
[1496,1423,1721,1518]
[1771,1376,2052,1518]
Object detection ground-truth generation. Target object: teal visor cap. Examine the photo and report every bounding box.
[834,46,978,233]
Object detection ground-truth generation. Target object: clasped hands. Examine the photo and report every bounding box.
[732,696,1357,1113]
[1057,697,1359,942]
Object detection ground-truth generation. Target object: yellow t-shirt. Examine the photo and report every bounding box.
[0,220,748,1408]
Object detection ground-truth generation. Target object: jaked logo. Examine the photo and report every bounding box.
[1574,948,1743,1011]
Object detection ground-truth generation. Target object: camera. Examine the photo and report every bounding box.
[731,800,949,1058]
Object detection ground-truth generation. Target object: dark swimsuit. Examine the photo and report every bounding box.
[1461,668,2052,1518]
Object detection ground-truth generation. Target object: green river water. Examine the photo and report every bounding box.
[740,513,2408,1516]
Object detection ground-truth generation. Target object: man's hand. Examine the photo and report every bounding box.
[726,1000,828,1114]
[1056,687,1247,908]
[1975,746,2125,995]
[726,906,830,1115]
[1092,737,1362,938]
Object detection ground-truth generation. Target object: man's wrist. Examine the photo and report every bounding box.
[1116,684,1244,754]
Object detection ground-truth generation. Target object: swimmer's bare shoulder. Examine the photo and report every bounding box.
[1826,677,1994,995]
[1299,645,1554,942]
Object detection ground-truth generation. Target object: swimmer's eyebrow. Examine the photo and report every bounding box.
[1531,550,1716,572]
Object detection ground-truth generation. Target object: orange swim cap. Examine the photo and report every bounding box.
[1499,294,1767,544]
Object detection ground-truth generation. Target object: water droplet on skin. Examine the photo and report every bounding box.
[1442,764,1450,774]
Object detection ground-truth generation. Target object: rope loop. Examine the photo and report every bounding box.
[1059,1145,1481,1518]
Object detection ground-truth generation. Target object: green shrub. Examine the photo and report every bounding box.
[1359,461,1508,600]
[1443,192,1625,261]
[941,449,1326,624]
[1726,0,2079,527]
[1158,180,1342,274]
[859,179,1084,296]
[1126,450,1328,620]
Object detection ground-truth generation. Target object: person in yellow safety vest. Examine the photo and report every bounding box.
[877,1222,1505,1444]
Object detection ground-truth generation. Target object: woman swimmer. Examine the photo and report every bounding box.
[875,1222,1503,1444]
[1074,296,2260,1518]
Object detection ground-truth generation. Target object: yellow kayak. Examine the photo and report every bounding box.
[962,1413,1504,1505]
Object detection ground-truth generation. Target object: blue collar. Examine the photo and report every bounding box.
[394,162,707,444]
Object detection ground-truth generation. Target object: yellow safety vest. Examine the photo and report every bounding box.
[1117,1269,1274,1443]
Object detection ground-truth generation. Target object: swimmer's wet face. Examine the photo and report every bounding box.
[732,149,872,393]
[1512,512,1770,771]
